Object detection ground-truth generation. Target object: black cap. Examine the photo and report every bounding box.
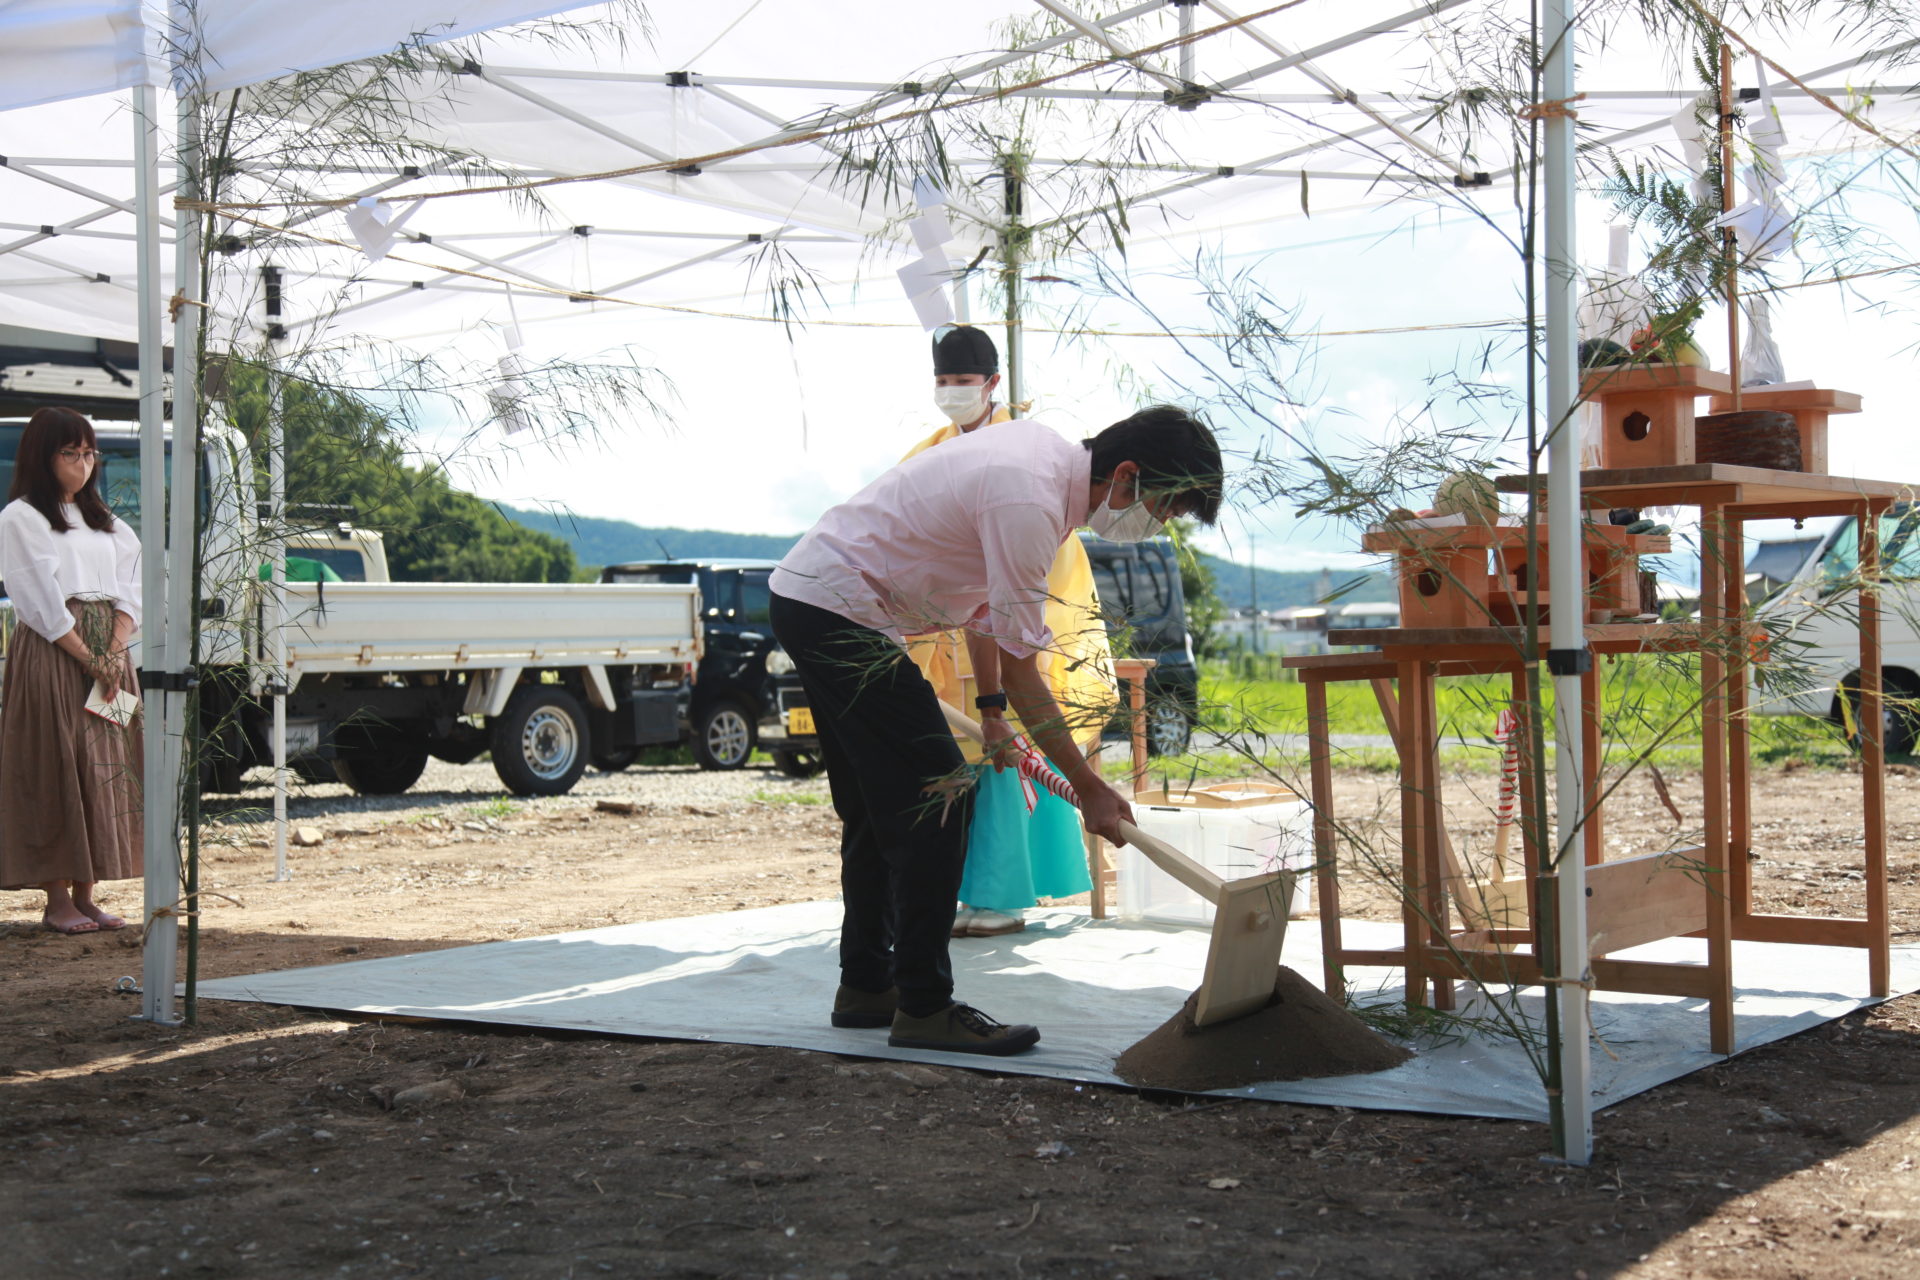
[932,325,998,376]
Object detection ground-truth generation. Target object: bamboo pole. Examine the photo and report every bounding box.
[1721,44,1742,410]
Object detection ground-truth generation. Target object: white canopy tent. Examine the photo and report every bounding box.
[3,0,1917,1164]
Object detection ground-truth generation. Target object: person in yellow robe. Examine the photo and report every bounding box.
[902,326,1115,936]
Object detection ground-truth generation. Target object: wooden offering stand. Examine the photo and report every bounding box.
[1705,386,1862,475]
[1288,623,1731,1043]
[1296,461,1902,1054]
[1583,363,1732,468]
[1367,521,1671,628]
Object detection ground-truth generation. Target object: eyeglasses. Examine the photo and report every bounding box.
[56,448,100,464]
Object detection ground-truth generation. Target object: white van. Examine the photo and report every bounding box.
[1753,506,1920,754]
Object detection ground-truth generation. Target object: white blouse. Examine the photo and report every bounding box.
[0,498,143,643]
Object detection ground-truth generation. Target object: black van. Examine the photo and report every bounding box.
[1080,533,1199,755]
[599,559,821,776]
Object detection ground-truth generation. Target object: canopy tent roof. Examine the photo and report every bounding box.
[3,0,1916,355]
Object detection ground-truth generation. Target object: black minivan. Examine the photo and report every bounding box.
[599,560,822,775]
[1080,532,1199,756]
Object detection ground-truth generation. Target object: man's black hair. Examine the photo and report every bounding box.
[931,325,998,376]
[1083,405,1223,525]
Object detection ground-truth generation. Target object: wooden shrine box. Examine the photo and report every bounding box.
[1584,363,1732,469]
[1367,522,1670,628]
[1705,386,1861,475]
[1492,524,1672,623]
[1364,524,1495,628]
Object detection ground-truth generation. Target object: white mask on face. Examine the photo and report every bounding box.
[933,384,988,425]
[1088,491,1165,543]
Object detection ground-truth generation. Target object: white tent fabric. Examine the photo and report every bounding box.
[0,0,167,112]
[3,2,1916,353]
[0,0,597,111]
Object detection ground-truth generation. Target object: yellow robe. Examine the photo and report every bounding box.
[901,411,1116,759]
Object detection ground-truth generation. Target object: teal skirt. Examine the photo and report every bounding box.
[957,761,1092,910]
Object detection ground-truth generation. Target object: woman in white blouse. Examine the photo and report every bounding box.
[0,407,144,934]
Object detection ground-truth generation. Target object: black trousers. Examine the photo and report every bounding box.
[770,592,973,1017]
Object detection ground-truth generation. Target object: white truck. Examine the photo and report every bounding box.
[1,416,702,797]
[1753,506,1920,754]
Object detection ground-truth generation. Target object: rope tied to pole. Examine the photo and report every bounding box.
[166,292,209,322]
[1516,92,1585,121]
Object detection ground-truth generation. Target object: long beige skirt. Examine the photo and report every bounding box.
[0,599,143,889]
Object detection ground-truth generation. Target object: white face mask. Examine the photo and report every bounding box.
[933,384,988,425]
[1088,492,1165,543]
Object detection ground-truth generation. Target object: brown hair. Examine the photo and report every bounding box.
[9,407,115,533]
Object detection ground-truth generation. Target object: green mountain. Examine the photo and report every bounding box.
[1208,561,1393,611]
[499,502,1395,607]
[498,505,800,567]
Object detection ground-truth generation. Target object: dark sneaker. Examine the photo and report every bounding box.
[887,1003,1041,1056]
[830,983,898,1029]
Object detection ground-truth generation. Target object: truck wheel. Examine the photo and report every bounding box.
[1835,669,1920,756]
[1145,699,1194,757]
[332,748,429,796]
[773,749,824,779]
[198,752,248,795]
[491,686,589,796]
[591,746,638,773]
[293,757,336,785]
[692,700,756,771]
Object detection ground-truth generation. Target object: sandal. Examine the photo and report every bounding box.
[78,905,127,931]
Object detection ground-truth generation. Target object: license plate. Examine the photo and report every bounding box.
[786,707,816,736]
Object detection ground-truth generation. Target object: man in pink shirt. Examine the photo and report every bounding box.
[770,405,1223,1055]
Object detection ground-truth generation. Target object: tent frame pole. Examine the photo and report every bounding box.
[134,83,181,1027]
[1542,0,1592,1164]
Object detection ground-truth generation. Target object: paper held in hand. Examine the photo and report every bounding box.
[85,686,140,728]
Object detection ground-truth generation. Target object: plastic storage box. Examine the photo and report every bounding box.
[1116,780,1314,926]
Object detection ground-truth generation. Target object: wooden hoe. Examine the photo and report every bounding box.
[938,701,1294,1026]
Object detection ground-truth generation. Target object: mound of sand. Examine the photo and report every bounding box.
[1115,966,1411,1093]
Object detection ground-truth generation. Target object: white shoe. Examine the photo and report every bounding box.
[950,906,979,937]
[967,908,1026,937]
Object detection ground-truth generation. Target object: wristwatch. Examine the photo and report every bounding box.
[974,692,1009,712]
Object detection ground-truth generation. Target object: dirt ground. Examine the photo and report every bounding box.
[3,762,1918,1280]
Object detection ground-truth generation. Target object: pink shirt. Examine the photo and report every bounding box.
[771,419,1091,659]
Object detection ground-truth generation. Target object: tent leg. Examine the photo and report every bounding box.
[133,84,180,1027]
[1543,0,1592,1164]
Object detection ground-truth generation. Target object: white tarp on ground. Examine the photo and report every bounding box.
[193,905,1920,1121]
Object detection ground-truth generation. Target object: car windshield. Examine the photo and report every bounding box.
[291,546,368,582]
[1819,506,1920,592]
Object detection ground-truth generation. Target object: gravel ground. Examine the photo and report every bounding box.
[205,756,831,828]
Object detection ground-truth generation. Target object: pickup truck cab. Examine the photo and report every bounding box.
[600,559,822,776]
